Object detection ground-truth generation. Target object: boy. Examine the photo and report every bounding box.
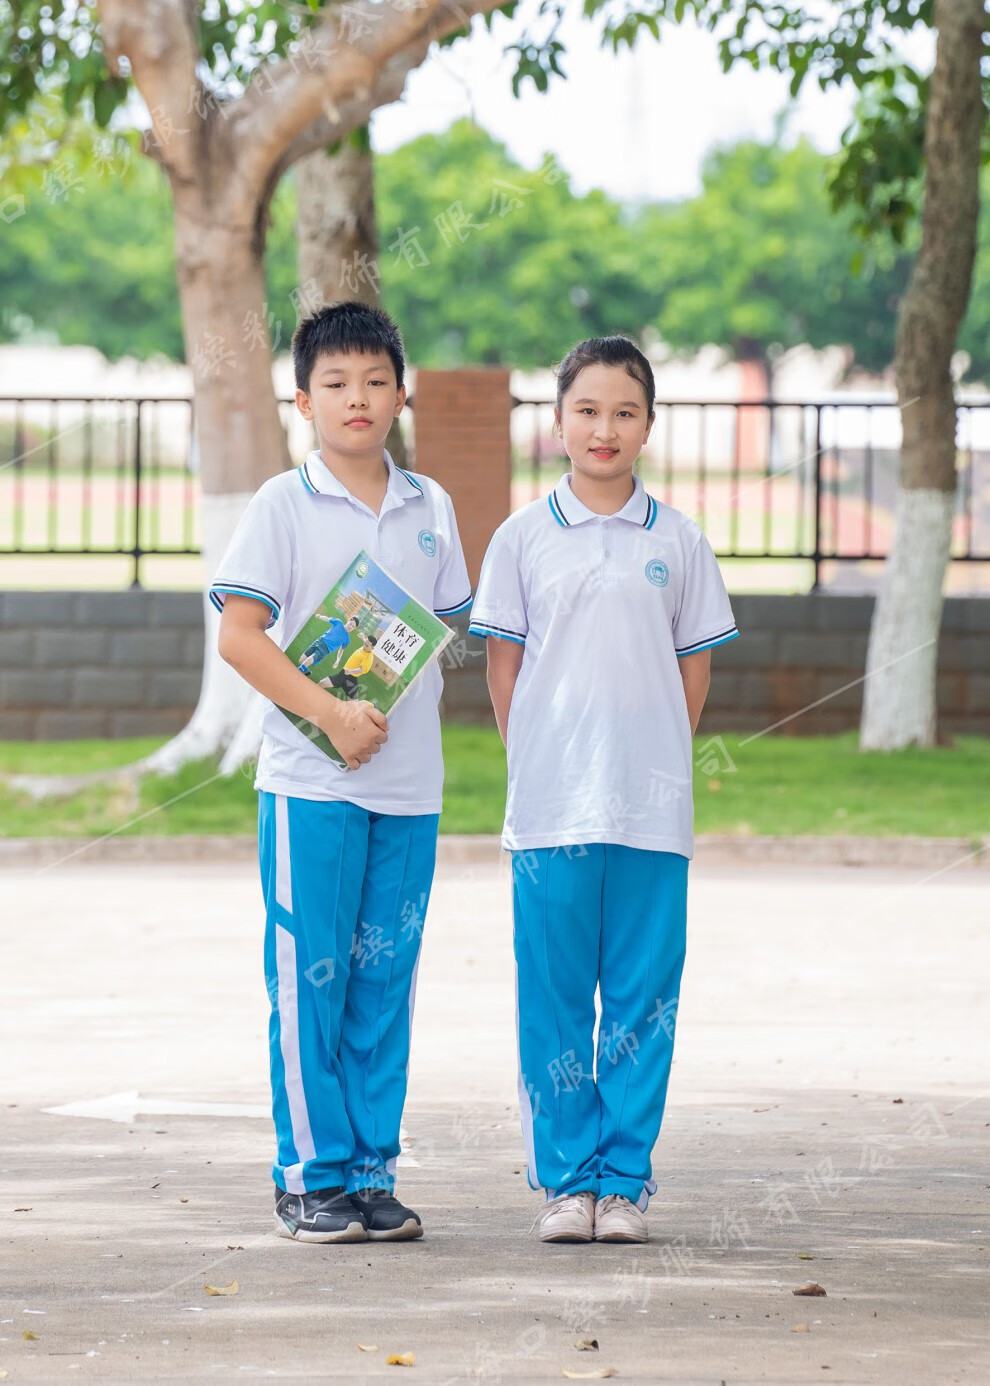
[213,302,472,1243]
[297,612,359,676]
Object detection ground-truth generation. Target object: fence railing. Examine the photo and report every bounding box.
[1,394,988,589]
[511,397,990,589]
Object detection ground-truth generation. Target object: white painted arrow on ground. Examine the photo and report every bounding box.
[41,1091,418,1164]
[43,1092,270,1123]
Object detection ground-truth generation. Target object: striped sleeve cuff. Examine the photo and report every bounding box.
[209,583,282,628]
[468,619,526,646]
[675,626,739,657]
[435,593,473,618]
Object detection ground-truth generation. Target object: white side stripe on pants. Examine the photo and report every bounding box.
[386,947,422,1180]
[273,797,313,1194]
[275,924,317,1193]
[275,794,293,913]
[513,966,540,1190]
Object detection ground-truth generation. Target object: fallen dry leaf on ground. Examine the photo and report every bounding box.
[792,1283,827,1297]
[386,1352,415,1366]
[22,1329,39,1341]
[357,1344,379,1352]
[795,1253,815,1260]
[562,1370,617,1380]
[791,1324,811,1333]
[575,1338,600,1350]
[204,1280,239,1296]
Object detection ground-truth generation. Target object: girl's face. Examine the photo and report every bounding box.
[555,362,654,484]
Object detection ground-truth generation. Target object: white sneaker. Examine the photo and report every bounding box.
[537,1191,596,1243]
[594,1194,648,1243]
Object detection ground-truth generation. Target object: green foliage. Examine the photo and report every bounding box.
[634,136,914,371]
[1,2,980,258]
[0,1,332,136]
[0,144,185,358]
[373,120,661,367]
[583,0,976,245]
[0,1,574,142]
[7,117,985,379]
[828,69,928,245]
[957,166,990,383]
[0,3,111,126]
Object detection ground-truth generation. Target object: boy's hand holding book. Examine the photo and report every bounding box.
[219,551,452,773]
[313,696,388,770]
[218,593,389,770]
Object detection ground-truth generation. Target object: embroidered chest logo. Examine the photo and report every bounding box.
[418,529,437,558]
[645,559,669,588]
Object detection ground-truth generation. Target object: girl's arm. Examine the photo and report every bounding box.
[485,636,525,746]
[218,594,388,769]
[678,648,712,735]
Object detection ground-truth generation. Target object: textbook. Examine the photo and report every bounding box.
[278,550,455,770]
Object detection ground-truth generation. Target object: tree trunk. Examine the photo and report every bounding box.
[144,192,291,776]
[860,0,984,750]
[75,0,486,793]
[296,130,408,469]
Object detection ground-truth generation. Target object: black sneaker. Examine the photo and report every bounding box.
[349,1188,423,1241]
[273,1184,368,1243]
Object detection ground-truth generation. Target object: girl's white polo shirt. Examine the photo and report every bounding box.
[468,473,738,858]
[210,450,472,815]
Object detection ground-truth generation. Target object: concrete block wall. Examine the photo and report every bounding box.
[701,594,990,737]
[0,592,987,739]
[0,590,205,740]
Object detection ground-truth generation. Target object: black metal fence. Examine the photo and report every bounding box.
[2,394,988,589]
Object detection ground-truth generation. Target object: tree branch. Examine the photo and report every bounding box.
[95,0,203,184]
[250,48,424,257]
[277,49,424,180]
[233,0,504,197]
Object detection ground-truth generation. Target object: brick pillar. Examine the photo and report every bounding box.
[412,368,512,586]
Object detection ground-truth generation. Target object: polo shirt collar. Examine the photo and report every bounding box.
[549,472,658,531]
[299,449,425,503]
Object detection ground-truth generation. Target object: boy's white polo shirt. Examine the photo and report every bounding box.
[468,472,738,858]
[210,450,472,815]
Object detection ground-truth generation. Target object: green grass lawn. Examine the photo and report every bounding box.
[0,728,987,840]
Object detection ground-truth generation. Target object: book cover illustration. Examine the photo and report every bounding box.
[278,550,455,769]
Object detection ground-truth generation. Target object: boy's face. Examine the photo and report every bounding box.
[555,363,654,486]
[296,350,405,460]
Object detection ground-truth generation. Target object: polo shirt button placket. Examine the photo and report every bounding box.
[602,518,616,582]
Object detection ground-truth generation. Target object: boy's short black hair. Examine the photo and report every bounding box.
[366,635,378,647]
[292,300,405,393]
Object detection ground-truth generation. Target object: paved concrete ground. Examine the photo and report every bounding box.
[1,856,987,1384]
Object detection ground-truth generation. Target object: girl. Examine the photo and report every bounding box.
[468,336,738,1243]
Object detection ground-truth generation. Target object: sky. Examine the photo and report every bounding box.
[371,4,934,205]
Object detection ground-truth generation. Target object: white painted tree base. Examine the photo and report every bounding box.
[860,487,954,750]
[141,491,261,777]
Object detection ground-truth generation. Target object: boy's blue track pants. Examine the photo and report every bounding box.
[512,843,689,1208]
[258,791,439,1195]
